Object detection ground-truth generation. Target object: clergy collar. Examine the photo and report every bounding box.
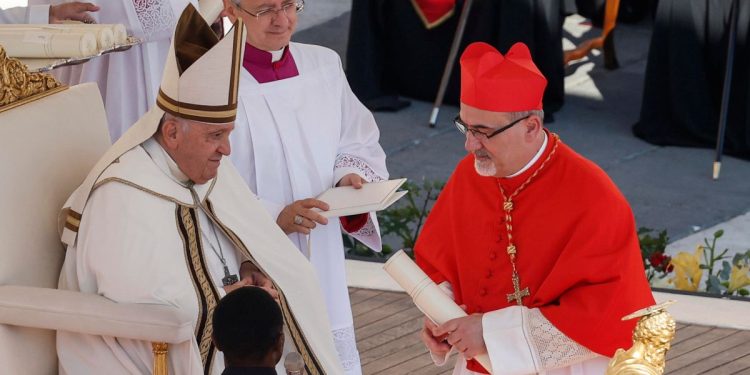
[504,131,548,178]
[142,137,214,202]
[242,43,299,83]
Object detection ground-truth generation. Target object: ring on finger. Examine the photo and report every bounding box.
[293,214,304,225]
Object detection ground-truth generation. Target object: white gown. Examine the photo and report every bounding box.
[230,42,389,375]
[29,0,195,142]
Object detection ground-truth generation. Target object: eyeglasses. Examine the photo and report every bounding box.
[235,0,304,21]
[454,115,530,140]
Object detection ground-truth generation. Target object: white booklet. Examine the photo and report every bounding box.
[315,178,408,218]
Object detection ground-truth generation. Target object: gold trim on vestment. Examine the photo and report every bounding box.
[0,46,67,113]
[410,0,455,29]
[228,19,243,105]
[203,200,325,375]
[176,205,219,373]
[93,177,197,208]
[156,91,237,124]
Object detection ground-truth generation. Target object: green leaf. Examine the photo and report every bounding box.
[714,229,724,238]
[720,261,732,280]
[706,275,726,294]
[739,289,750,296]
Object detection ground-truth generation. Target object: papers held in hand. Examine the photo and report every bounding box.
[315,178,408,218]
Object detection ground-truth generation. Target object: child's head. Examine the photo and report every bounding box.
[213,286,285,367]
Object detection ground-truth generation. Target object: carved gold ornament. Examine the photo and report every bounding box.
[606,301,677,375]
[0,46,67,113]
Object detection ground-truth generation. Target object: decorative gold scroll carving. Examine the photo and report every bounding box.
[606,301,677,375]
[0,45,67,113]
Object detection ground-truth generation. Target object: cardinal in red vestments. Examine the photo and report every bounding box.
[414,42,655,375]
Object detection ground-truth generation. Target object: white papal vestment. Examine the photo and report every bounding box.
[58,137,344,374]
[230,42,389,374]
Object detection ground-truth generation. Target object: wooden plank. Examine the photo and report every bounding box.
[362,339,429,374]
[356,303,423,343]
[670,325,714,346]
[360,327,422,365]
[352,291,403,317]
[410,356,458,375]
[669,334,750,374]
[349,288,382,306]
[380,350,436,374]
[702,353,750,375]
[666,327,734,360]
[355,294,416,329]
[357,312,424,353]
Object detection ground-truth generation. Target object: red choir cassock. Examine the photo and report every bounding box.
[414,42,655,374]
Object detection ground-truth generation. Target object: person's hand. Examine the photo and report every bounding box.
[433,313,487,360]
[336,173,365,189]
[276,198,329,235]
[420,317,451,358]
[49,2,100,24]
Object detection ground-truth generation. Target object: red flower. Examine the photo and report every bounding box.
[649,252,666,268]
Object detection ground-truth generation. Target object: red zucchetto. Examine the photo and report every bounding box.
[460,42,547,112]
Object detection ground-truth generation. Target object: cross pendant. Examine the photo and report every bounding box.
[506,271,530,306]
[222,265,239,286]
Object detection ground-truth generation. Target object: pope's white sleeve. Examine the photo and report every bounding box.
[482,306,598,374]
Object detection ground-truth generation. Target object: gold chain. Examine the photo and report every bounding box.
[499,133,560,306]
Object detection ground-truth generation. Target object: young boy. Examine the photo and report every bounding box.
[213,287,285,375]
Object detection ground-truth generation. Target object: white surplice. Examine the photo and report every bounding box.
[0,5,49,24]
[230,42,389,374]
[30,0,195,142]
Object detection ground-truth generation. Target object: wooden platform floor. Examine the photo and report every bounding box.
[350,288,750,375]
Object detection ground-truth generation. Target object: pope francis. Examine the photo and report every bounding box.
[55,4,343,374]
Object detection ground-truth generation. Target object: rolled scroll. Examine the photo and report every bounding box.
[0,30,97,58]
[0,24,127,49]
[50,24,128,45]
[383,250,493,373]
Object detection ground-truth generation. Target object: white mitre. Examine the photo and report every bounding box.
[61,2,246,247]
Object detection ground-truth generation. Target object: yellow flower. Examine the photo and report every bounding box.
[728,265,750,293]
[668,246,704,292]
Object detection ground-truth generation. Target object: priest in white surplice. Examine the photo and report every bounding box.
[57,4,344,374]
[223,1,388,373]
[30,0,198,142]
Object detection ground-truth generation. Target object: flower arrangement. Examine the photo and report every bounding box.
[638,228,674,283]
[632,228,750,298]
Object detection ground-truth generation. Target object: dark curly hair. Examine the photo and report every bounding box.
[212,287,283,363]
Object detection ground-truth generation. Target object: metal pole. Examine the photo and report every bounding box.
[429,0,474,128]
[713,0,739,180]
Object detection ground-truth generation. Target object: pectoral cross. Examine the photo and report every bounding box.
[506,270,529,306]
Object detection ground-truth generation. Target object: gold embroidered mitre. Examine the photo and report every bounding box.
[156,3,244,123]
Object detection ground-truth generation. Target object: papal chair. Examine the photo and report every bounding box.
[0,47,191,374]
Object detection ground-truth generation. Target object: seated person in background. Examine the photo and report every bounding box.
[0,2,98,24]
[346,0,565,115]
[213,287,285,375]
